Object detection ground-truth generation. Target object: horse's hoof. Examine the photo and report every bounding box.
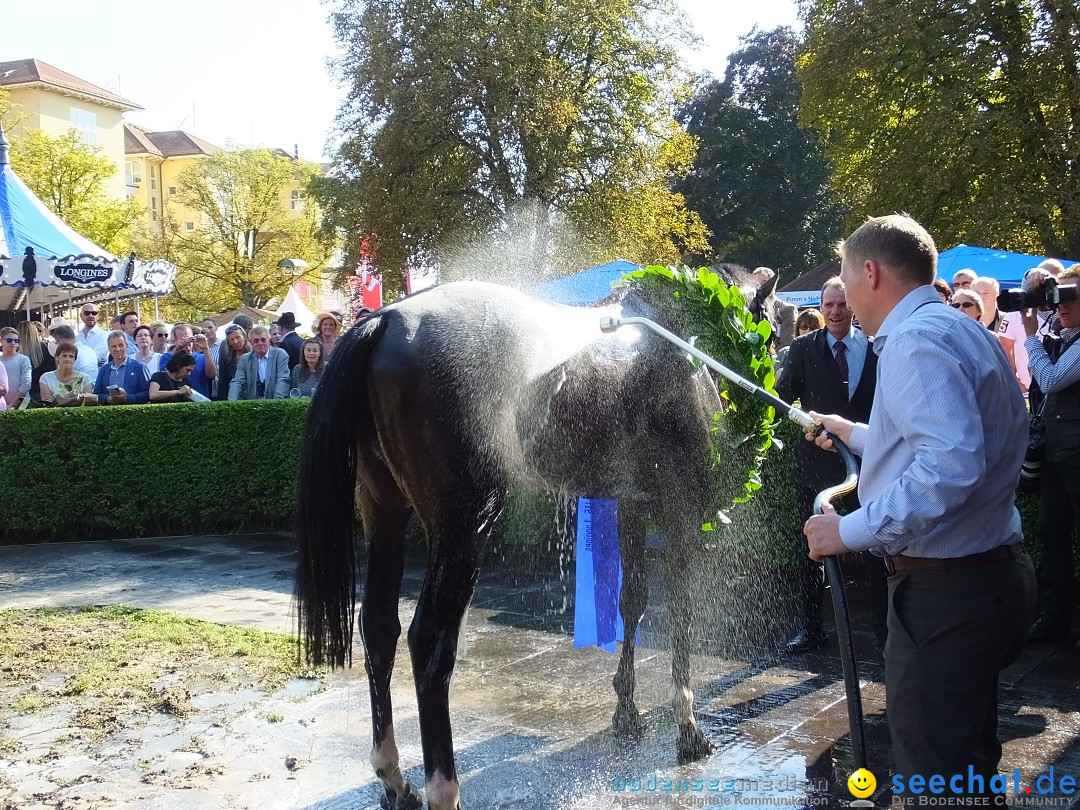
[379,781,425,810]
[612,705,645,741]
[676,724,714,765]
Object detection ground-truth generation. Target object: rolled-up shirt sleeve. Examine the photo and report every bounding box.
[1026,335,1080,393]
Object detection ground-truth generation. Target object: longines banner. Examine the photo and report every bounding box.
[53,263,114,284]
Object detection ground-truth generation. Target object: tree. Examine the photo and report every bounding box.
[677,27,847,278]
[798,0,1080,258]
[8,129,141,255]
[134,149,334,320]
[314,0,709,294]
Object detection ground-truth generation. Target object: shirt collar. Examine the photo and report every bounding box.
[825,326,855,348]
[872,285,940,354]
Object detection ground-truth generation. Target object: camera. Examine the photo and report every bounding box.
[998,277,1078,312]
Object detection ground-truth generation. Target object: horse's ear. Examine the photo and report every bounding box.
[754,267,779,299]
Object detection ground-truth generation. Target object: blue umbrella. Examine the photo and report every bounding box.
[937,244,1077,291]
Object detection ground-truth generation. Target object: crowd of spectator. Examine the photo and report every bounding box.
[0,307,343,410]
[767,259,1080,654]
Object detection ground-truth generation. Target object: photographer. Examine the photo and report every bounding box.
[1021,265,1080,644]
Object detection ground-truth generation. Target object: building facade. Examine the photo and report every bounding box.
[0,58,141,200]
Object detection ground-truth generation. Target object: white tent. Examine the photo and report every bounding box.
[276,286,318,336]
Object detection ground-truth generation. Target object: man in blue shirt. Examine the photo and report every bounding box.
[804,215,1035,801]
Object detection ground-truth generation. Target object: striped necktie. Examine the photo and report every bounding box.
[833,340,849,389]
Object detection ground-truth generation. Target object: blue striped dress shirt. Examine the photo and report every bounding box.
[839,285,1028,557]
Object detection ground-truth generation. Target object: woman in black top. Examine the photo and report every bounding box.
[149,352,196,403]
[17,321,55,404]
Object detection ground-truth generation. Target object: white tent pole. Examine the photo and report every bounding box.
[154,295,160,321]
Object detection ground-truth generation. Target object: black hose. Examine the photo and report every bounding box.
[813,439,867,771]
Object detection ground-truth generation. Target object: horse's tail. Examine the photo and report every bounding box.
[295,312,391,669]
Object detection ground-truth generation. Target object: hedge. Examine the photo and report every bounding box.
[0,400,307,543]
[0,401,1047,571]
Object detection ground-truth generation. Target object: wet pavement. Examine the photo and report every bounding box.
[0,534,1078,809]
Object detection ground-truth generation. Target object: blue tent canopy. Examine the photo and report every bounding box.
[937,244,1074,291]
[532,259,641,305]
[0,126,135,315]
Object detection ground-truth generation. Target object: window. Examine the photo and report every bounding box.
[69,108,97,145]
[125,160,142,186]
[151,210,158,222]
[169,222,179,233]
[290,189,303,211]
[185,222,195,231]
[149,167,156,190]
[168,186,176,196]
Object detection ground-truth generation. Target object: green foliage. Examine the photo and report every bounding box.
[0,400,307,543]
[315,0,708,294]
[798,0,1080,258]
[678,27,848,276]
[627,265,777,516]
[132,149,334,320]
[8,129,141,255]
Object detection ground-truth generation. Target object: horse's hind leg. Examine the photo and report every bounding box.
[361,497,424,810]
[612,503,647,740]
[408,493,504,810]
[667,536,713,764]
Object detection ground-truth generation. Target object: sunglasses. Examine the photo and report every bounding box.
[3,337,19,344]
[951,302,976,309]
[83,310,99,315]
[225,324,244,335]
[155,332,169,338]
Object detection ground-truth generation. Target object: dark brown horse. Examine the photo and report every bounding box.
[295,272,775,810]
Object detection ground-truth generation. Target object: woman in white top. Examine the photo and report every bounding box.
[132,325,162,373]
[39,341,95,406]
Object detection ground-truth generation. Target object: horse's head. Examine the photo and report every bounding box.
[715,263,778,335]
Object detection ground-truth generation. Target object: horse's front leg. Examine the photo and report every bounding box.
[612,505,647,740]
[361,503,424,810]
[666,537,713,764]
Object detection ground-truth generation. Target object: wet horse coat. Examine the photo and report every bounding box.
[296,275,774,810]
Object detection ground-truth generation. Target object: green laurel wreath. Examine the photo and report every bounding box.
[623,265,777,527]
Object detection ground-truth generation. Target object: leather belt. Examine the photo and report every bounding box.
[884,543,1024,575]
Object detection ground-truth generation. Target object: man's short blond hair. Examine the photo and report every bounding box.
[839,214,937,287]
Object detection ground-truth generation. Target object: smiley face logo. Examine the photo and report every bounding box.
[848,768,876,798]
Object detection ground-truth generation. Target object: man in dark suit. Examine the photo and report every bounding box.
[775,276,885,654]
[275,312,303,371]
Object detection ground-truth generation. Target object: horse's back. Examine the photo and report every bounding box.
[360,282,612,504]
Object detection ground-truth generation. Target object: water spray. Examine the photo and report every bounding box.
[599,314,868,770]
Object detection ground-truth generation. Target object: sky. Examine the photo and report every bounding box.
[5,0,800,162]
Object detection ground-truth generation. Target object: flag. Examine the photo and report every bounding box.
[359,267,382,310]
[574,498,636,653]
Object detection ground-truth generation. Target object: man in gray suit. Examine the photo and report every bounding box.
[228,325,290,400]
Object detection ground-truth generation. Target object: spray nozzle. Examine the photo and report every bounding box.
[599,316,621,334]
